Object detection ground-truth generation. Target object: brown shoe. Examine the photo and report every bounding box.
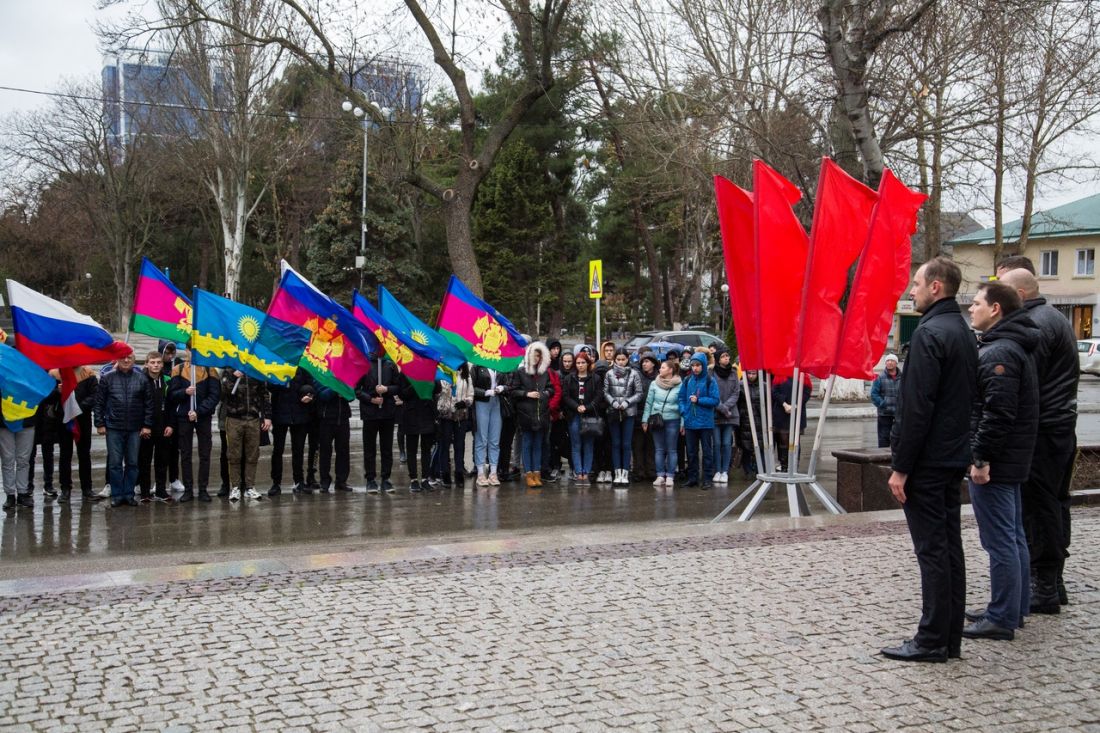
[533,472,543,487]
[525,472,536,488]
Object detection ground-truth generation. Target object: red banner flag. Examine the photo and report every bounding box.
[753,160,808,375]
[714,176,762,370]
[796,158,879,378]
[833,170,927,379]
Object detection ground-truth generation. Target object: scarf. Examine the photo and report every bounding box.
[654,374,681,391]
[713,362,734,379]
[612,363,630,379]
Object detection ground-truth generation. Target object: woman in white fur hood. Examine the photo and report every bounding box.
[509,341,554,486]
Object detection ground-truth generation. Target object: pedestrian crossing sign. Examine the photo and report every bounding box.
[589,260,603,299]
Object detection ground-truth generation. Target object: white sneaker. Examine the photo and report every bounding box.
[170,479,185,492]
[243,488,262,500]
[712,472,723,483]
[652,476,664,488]
[602,471,613,483]
[229,487,241,502]
[721,472,729,483]
[98,484,111,498]
[665,477,674,489]
[476,467,490,487]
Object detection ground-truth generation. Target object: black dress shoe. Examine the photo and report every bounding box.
[1057,577,1068,605]
[3,495,15,512]
[125,497,139,507]
[964,607,986,623]
[110,498,124,508]
[962,618,1014,640]
[197,490,212,502]
[335,483,353,492]
[685,480,700,488]
[178,490,194,503]
[268,485,282,497]
[16,494,34,509]
[217,486,230,498]
[880,639,948,663]
[948,647,962,659]
[293,483,313,495]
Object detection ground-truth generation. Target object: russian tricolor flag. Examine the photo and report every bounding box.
[6,280,133,431]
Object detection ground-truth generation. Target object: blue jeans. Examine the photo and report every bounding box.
[652,419,681,477]
[713,424,734,474]
[474,398,502,469]
[569,416,594,475]
[521,428,543,472]
[684,428,714,484]
[106,429,141,501]
[969,480,1030,629]
[608,416,634,471]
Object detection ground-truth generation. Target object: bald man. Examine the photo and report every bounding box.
[999,267,1078,612]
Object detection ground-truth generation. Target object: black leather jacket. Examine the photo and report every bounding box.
[1024,297,1079,432]
[95,368,154,432]
[891,298,979,474]
[971,309,1040,483]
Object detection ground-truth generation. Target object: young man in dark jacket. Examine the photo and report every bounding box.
[315,384,353,492]
[883,257,978,663]
[268,368,315,496]
[356,357,400,494]
[169,352,221,503]
[220,369,271,502]
[137,351,175,502]
[961,282,1039,641]
[95,352,153,507]
[999,267,1079,610]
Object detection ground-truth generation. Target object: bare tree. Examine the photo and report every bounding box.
[1,81,162,328]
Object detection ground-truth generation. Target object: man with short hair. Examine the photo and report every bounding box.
[998,267,1079,611]
[220,369,272,501]
[95,352,153,507]
[962,282,1039,640]
[996,255,1035,277]
[137,351,175,502]
[882,257,978,663]
[870,354,902,448]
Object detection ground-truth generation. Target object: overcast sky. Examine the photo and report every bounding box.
[0,1,1093,223]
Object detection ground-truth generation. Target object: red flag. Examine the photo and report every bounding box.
[714,176,762,370]
[754,160,808,375]
[797,158,879,378]
[834,170,927,379]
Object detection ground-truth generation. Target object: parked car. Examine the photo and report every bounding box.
[1077,338,1100,375]
[624,330,727,355]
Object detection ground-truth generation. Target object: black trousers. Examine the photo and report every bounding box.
[306,420,319,484]
[1023,431,1075,579]
[901,466,966,651]
[497,415,516,474]
[271,423,308,487]
[405,432,434,480]
[362,419,395,481]
[178,418,213,491]
[433,419,467,480]
[549,418,571,471]
[876,415,894,448]
[318,418,350,488]
[68,418,93,491]
[632,426,655,479]
[138,432,173,495]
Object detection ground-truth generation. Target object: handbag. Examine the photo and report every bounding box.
[647,387,672,429]
[580,414,605,439]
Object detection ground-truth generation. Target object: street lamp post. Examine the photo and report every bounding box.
[342,98,390,291]
[720,282,730,334]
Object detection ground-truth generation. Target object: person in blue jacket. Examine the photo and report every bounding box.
[677,352,719,489]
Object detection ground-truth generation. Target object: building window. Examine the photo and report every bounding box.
[1076,248,1095,276]
[1041,250,1058,277]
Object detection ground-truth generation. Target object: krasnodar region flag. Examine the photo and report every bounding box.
[353,291,440,400]
[129,257,193,345]
[378,285,466,371]
[190,288,296,385]
[436,275,527,371]
[259,261,377,400]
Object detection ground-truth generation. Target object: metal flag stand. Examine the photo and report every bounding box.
[713,370,845,522]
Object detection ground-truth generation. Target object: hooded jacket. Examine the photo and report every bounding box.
[677,353,720,429]
[1023,297,1079,432]
[890,297,978,474]
[510,341,554,431]
[711,354,740,426]
[971,308,1040,483]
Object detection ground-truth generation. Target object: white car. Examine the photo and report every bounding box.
[1077,338,1100,375]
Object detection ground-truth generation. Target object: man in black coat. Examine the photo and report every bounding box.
[961,282,1040,640]
[999,267,1079,611]
[95,352,154,507]
[356,357,400,494]
[883,257,978,663]
[268,368,315,496]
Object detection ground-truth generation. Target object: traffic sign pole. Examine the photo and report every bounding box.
[589,260,603,349]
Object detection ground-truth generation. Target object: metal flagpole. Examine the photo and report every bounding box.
[788,367,802,477]
[806,374,836,478]
[741,371,764,477]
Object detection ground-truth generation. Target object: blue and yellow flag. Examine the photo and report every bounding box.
[378,285,466,371]
[0,342,57,432]
[190,288,297,385]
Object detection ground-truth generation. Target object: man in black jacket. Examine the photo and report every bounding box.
[356,357,400,494]
[137,351,175,502]
[883,257,978,663]
[999,267,1079,611]
[95,352,153,507]
[268,368,315,496]
[961,282,1039,640]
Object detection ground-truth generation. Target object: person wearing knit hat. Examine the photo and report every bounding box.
[870,353,902,448]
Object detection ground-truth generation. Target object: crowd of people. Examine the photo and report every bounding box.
[0,332,817,509]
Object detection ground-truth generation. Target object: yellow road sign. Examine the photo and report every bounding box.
[589,259,603,299]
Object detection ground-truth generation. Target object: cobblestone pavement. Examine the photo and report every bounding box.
[1,508,1097,732]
